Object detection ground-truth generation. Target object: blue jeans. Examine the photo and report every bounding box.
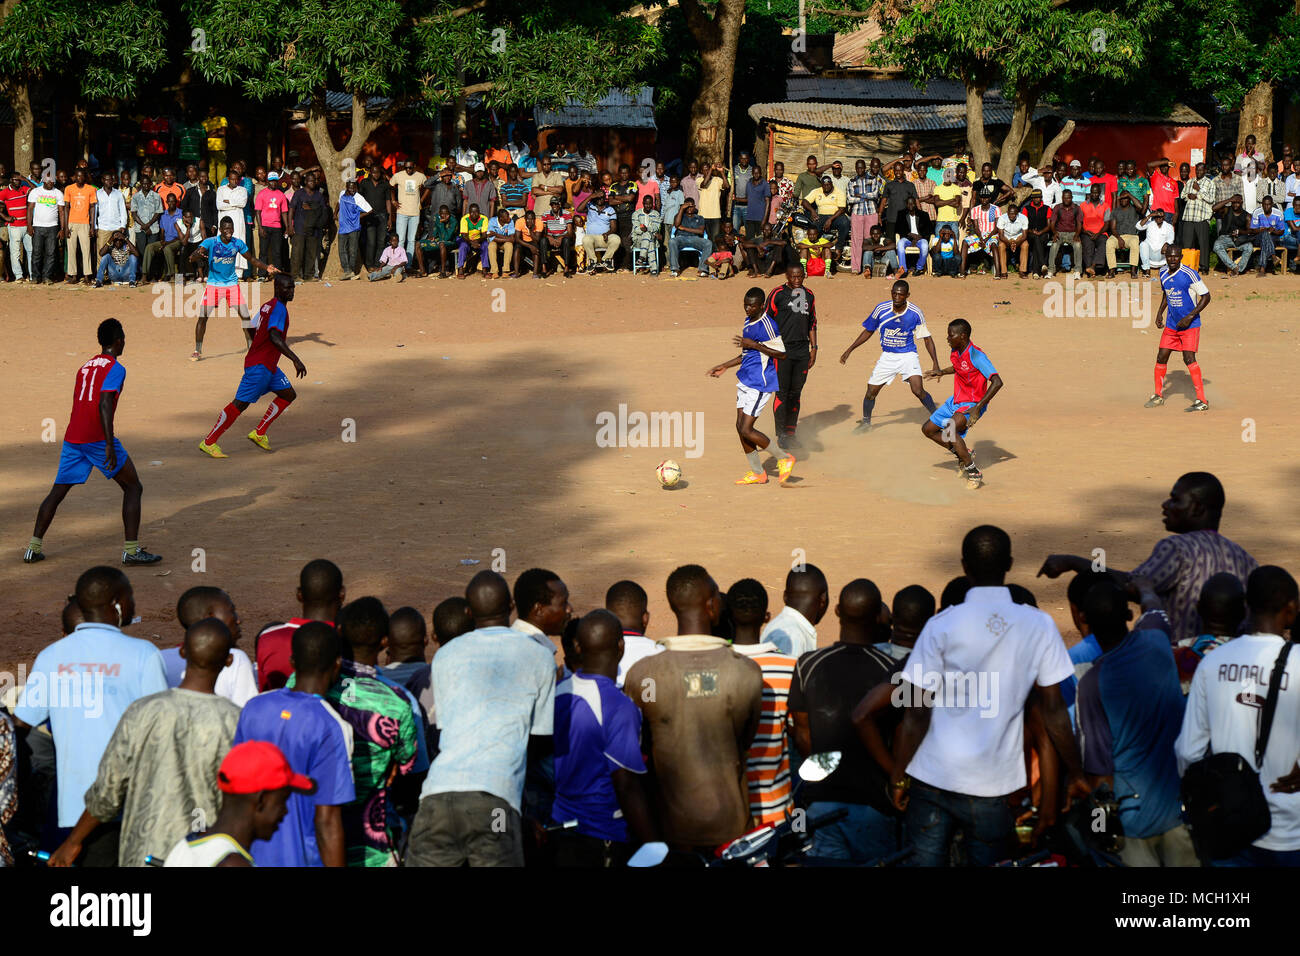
[1211,844,1300,867]
[395,213,420,266]
[898,237,930,272]
[905,780,1014,867]
[95,253,138,284]
[1213,234,1255,273]
[669,234,712,272]
[809,801,900,863]
[731,202,748,231]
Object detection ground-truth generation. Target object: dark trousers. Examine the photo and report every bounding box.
[1027,233,1050,273]
[773,347,811,437]
[904,781,1014,867]
[290,232,321,280]
[361,214,386,269]
[615,218,633,269]
[31,225,59,280]
[704,217,722,242]
[744,219,765,239]
[934,255,961,276]
[404,791,525,867]
[552,830,633,868]
[1180,219,1211,266]
[262,227,285,273]
[541,233,574,273]
[1081,233,1108,271]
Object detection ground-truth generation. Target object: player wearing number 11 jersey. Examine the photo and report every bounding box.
[24,319,162,565]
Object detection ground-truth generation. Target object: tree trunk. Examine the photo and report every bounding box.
[8,80,33,173]
[965,83,991,173]
[995,93,1038,183]
[1037,119,1076,169]
[454,70,468,138]
[681,0,745,166]
[1237,80,1275,160]
[73,103,90,161]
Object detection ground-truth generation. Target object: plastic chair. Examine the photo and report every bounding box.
[631,245,660,274]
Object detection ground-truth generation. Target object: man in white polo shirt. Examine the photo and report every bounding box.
[885,525,1086,866]
[1175,565,1300,866]
[94,171,129,257]
[762,563,829,659]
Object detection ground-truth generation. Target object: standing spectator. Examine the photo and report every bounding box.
[1250,195,1285,275]
[1259,162,1286,208]
[1,169,31,281]
[357,164,391,270]
[11,568,169,865]
[792,155,822,202]
[762,564,829,658]
[254,171,289,276]
[794,579,907,861]
[1075,577,1195,866]
[427,166,463,226]
[878,163,917,242]
[888,527,1085,866]
[1236,135,1266,171]
[530,156,565,213]
[463,162,497,226]
[161,586,257,706]
[406,571,556,867]
[1173,574,1246,691]
[608,164,639,266]
[255,558,344,692]
[1147,158,1179,221]
[197,170,218,240]
[48,618,242,868]
[550,610,656,866]
[680,159,701,206]
[334,179,372,280]
[697,164,729,241]
[128,171,163,266]
[391,159,428,267]
[659,174,686,237]
[203,106,228,184]
[930,166,964,242]
[730,151,754,231]
[625,565,763,852]
[1175,566,1300,866]
[738,164,771,242]
[232,622,354,866]
[727,578,796,827]
[1179,165,1215,267]
[289,598,417,867]
[287,173,326,281]
[62,168,97,284]
[382,607,435,745]
[1039,472,1258,645]
[605,579,661,687]
[635,165,660,216]
[93,171,128,264]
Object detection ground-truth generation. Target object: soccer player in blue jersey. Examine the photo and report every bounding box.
[708,287,792,485]
[1146,243,1212,412]
[188,215,279,362]
[838,279,940,433]
[24,318,162,565]
[923,319,1003,487]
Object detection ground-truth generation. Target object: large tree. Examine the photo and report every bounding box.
[186,0,660,209]
[677,0,747,165]
[0,0,166,170]
[872,0,1158,180]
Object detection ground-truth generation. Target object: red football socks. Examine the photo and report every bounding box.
[1188,362,1205,402]
[1153,363,1167,397]
[255,397,293,436]
[205,403,241,445]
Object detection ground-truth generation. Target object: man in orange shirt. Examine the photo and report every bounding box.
[61,168,98,284]
[484,137,513,181]
[155,166,185,209]
[727,577,796,828]
[1079,183,1112,278]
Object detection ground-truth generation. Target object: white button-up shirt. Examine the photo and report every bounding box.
[95,187,128,231]
[761,606,818,659]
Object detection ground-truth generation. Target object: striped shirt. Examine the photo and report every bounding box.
[1181,176,1215,223]
[1132,530,1258,645]
[970,204,998,236]
[732,642,795,826]
[846,174,883,216]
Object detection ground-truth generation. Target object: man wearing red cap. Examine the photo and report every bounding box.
[164,741,316,866]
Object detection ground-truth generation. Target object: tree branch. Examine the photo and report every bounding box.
[1038,119,1076,168]
[679,0,721,46]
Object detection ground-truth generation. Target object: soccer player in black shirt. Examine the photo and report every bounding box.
[762,263,817,456]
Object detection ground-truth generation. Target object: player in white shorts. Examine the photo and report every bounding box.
[838,279,940,433]
[709,287,793,485]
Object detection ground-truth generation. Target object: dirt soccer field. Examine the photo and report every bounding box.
[2,270,1298,673]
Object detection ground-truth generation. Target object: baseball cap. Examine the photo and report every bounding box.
[267,171,280,181]
[218,741,317,796]
[473,162,485,172]
[1069,159,1082,168]
[820,174,832,183]
[1030,189,1043,198]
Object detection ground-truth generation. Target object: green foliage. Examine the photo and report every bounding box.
[184,0,662,112]
[0,0,168,98]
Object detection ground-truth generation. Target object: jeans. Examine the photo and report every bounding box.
[897,237,929,273]
[31,225,59,280]
[7,225,29,278]
[1048,230,1079,275]
[95,254,138,284]
[818,213,851,247]
[1211,844,1300,867]
[904,780,1014,867]
[1213,235,1255,272]
[540,233,573,273]
[396,213,420,266]
[808,801,901,863]
[337,230,360,276]
[367,263,403,281]
[669,233,711,272]
[1254,232,1278,269]
[863,249,898,275]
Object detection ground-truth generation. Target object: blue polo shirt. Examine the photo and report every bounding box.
[1075,612,1185,839]
[232,688,356,866]
[552,672,646,841]
[584,205,615,236]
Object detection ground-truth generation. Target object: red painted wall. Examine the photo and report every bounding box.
[1057,124,1210,169]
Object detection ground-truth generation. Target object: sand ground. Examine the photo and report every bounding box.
[2,268,1297,673]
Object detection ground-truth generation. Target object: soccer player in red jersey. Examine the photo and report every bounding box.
[24,319,162,565]
[923,318,1003,487]
[199,273,306,458]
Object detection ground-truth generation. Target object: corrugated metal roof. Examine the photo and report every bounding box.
[295,91,394,113]
[832,22,886,67]
[787,76,978,103]
[748,101,1049,133]
[1037,103,1210,126]
[534,88,655,130]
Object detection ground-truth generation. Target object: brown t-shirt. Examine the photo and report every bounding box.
[625,636,763,849]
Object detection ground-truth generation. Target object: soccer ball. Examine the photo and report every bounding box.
[656,459,682,488]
